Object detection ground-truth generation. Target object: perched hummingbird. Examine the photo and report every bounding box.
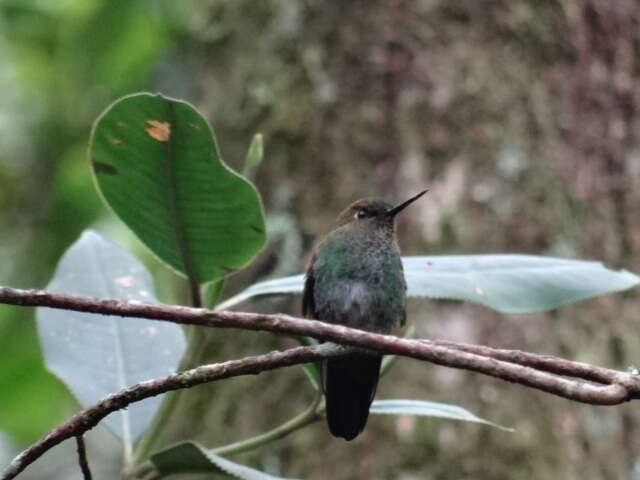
[302,190,427,440]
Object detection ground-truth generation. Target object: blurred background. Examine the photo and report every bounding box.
[1,0,639,478]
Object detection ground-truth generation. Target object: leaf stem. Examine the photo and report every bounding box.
[189,277,202,308]
[132,279,204,466]
[212,392,323,456]
[132,324,209,466]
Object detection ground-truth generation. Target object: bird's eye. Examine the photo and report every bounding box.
[355,210,368,219]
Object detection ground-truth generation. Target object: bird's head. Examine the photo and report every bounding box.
[335,190,428,230]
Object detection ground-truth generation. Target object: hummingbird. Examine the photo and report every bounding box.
[302,190,427,440]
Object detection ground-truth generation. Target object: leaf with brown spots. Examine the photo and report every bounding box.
[89,93,266,284]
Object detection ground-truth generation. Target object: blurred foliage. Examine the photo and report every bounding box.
[0,0,190,444]
[1,0,640,479]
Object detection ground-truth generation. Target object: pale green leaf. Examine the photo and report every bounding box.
[36,230,186,445]
[370,399,512,431]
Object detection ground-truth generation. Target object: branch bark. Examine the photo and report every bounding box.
[2,285,640,479]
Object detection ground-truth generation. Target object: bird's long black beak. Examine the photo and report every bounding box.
[386,189,428,217]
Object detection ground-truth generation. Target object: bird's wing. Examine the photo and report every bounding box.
[302,254,316,318]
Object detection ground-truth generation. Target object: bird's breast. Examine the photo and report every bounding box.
[312,238,405,332]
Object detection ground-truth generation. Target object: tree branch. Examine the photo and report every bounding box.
[1,286,639,400]
[2,285,640,479]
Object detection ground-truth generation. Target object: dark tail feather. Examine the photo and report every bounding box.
[323,355,382,441]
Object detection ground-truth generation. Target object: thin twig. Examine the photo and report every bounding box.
[74,435,92,480]
[212,391,323,456]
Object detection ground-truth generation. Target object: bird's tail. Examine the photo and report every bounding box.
[323,354,382,441]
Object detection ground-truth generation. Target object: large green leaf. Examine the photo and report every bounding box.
[370,399,511,431]
[89,93,266,284]
[36,231,186,447]
[151,442,299,480]
[217,255,640,314]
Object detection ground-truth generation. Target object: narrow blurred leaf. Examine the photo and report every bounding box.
[221,255,640,314]
[215,274,303,311]
[36,231,186,446]
[89,93,266,284]
[301,363,321,391]
[370,399,512,431]
[243,133,264,180]
[204,278,226,309]
[151,442,300,479]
